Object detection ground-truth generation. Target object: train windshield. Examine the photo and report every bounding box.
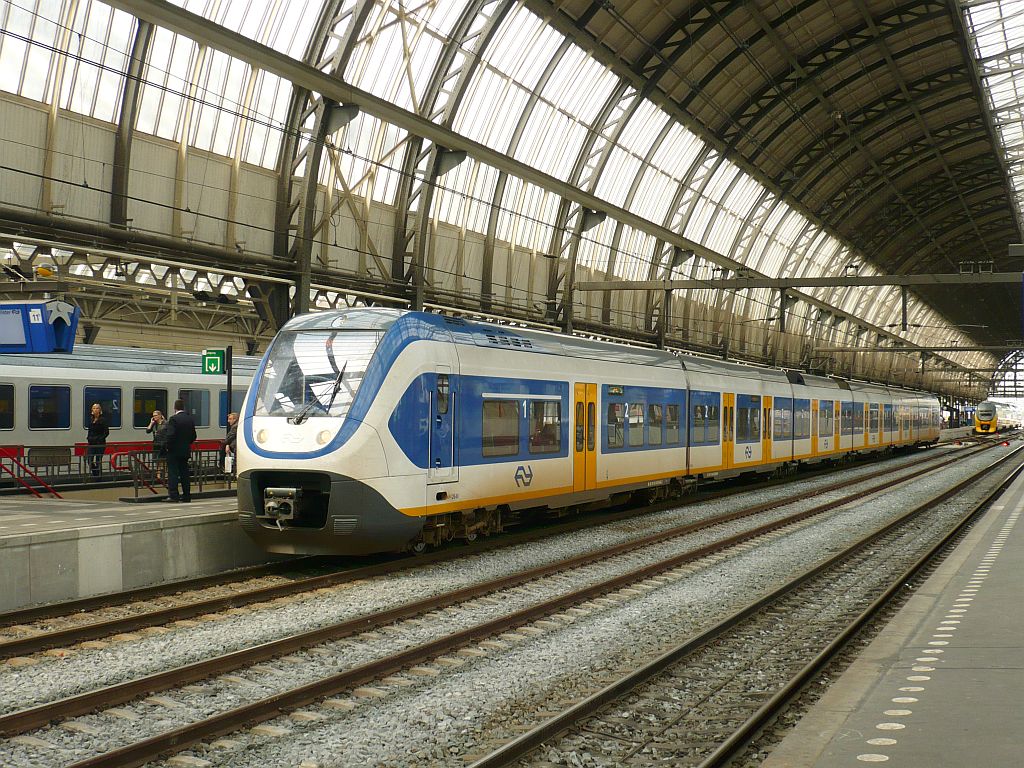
[254,330,384,419]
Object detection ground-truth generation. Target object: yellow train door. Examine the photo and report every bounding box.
[573,383,598,492]
[811,399,819,455]
[762,395,773,464]
[722,392,734,470]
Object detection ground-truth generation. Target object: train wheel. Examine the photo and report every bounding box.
[410,540,429,555]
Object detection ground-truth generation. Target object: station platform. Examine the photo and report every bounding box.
[764,451,1024,767]
[0,493,277,612]
[0,426,985,614]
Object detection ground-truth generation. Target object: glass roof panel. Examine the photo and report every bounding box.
[137,26,196,141]
[618,228,658,282]
[511,100,589,181]
[962,0,1024,225]
[540,44,618,126]
[633,165,679,224]
[324,112,409,205]
[241,69,289,168]
[58,2,135,122]
[0,1,51,101]
[494,177,558,251]
[485,5,564,94]
[595,145,643,207]
[172,0,320,57]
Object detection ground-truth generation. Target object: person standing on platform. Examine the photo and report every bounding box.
[222,412,238,474]
[146,409,168,482]
[86,403,109,478]
[164,399,197,502]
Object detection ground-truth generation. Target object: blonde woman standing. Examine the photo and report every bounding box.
[146,410,168,481]
[86,403,109,478]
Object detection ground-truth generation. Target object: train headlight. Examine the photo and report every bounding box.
[317,430,331,445]
[256,429,268,444]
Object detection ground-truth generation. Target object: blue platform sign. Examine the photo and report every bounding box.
[0,300,80,353]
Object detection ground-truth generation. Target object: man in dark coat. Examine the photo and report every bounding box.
[164,399,198,502]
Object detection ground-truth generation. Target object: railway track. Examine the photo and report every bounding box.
[0,439,994,661]
[0,439,1011,767]
[465,448,1024,768]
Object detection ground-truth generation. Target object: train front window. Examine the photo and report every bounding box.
[255,330,383,419]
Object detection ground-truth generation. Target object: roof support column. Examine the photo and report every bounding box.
[111,20,153,228]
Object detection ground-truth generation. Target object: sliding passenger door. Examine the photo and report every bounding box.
[428,365,457,484]
[573,383,598,492]
[811,400,819,455]
[722,392,735,470]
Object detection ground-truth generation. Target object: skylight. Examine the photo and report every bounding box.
[962,0,1024,225]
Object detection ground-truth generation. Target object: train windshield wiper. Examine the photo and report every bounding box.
[290,363,347,425]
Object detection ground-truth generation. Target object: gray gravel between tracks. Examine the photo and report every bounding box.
[0,443,1005,768]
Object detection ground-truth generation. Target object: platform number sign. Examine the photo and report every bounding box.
[202,349,226,375]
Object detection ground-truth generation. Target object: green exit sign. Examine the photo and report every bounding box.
[202,348,225,374]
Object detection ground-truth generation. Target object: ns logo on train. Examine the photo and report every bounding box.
[514,465,534,487]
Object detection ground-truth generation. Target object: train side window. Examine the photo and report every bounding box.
[869,404,880,432]
[648,404,663,446]
[708,405,724,442]
[773,398,793,440]
[482,399,519,457]
[737,406,751,441]
[853,404,864,431]
[219,389,247,426]
[736,397,761,442]
[179,389,211,427]
[794,400,811,439]
[587,402,595,451]
[665,404,680,444]
[690,404,707,443]
[575,402,584,452]
[0,384,13,430]
[819,401,833,436]
[529,400,561,454]
[29,385,71,429]
[436,374,449,415]
[134,389,168,428]
[83,386,122,429]
[627,403,645,447]
[606,403,625,448]
[840,403,854,435]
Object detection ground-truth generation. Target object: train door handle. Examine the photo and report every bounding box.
[436,416,443,426]
[435,458,442,467]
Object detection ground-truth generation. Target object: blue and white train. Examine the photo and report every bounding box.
[236,309,941,555]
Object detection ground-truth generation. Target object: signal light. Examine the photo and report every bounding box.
[1001,440,1010,446]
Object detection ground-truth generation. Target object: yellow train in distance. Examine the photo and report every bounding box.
[974,400,1019,434]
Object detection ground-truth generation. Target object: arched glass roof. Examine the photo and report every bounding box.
[0,0,1011,396]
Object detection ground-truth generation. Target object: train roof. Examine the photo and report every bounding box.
[0,345,261,375]
[282,308,684,369]
[281,309,937,397]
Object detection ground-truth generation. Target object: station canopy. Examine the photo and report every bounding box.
[0,0,1021,397]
